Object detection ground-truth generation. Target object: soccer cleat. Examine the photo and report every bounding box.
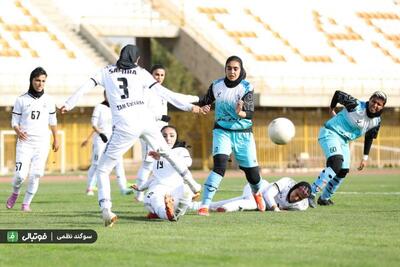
[86,189,94,196]
[164,195,177,221]
[216,207,226,213]
[253,192,265,212]
[6,193,19,209]
[308,195,317,208]
[21,203,31,212]
[317,196,334,206]
[146,212,160,219]
[198,207,209,216]
[102,209,118,227]
[121,188,134,195]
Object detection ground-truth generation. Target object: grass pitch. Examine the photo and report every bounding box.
[0,172,399,267]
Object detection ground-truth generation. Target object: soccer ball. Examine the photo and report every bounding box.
[268,118,295,145]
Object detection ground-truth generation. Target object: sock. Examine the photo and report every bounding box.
[23,175,40,205]
[321,177,344,200]
[115,161,127,192]
[12,174,25,194]
[249,179,263,194]
[87,164,97,189]
[311,167,336,195]
[201,171,223,207]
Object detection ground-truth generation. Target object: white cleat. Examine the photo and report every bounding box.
[120,188,134,195]
[102,209,118,227]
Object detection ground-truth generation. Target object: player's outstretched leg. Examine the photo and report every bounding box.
[309,167,337,208]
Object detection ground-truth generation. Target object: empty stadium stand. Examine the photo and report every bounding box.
[153,0,400,107]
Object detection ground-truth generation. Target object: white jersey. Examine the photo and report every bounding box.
[262,177,308,211]
[147,90,168,129]
[11,92,57,144]
[91,102,112,141]
[64,65,197,133]
[149,147,192,188]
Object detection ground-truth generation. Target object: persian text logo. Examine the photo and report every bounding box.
[7,231,18,243]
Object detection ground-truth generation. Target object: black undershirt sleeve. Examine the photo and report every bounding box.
[330,90,358,111]
[198,84,215,106]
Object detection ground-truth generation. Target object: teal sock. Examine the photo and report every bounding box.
[311,167,336,195]
[321,177,344,200]
[201,171,223,206]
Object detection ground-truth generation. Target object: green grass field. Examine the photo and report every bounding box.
[1,173,399,267]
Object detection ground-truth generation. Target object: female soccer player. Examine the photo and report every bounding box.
[60,44,202,226]
[135,64,169,202]
[6,67,59,212]
[193,178,310,213]
[308,90,387,207]
[82,91,132,196]
[194,55,265,216]
[134,125,196,221]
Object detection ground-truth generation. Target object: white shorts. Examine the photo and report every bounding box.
[15,140,50,178]
[91,139,106,165]
[103,123,170,161]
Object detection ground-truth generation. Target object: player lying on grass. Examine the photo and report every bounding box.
[132,125,198,221]
[192,177,310,212]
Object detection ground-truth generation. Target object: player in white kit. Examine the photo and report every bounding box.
[135,64,169,202]
[134,125,196,221]
[192,177,310,212]
[60,44,202,226]
[6,67,59,212]
[83,91,132,196]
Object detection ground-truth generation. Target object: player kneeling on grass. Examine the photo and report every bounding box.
[132,126,198,221]
[192,177,310,212]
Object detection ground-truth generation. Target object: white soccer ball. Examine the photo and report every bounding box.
[268,118,295,145]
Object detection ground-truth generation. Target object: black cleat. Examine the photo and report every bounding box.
[308,195,317,208]
[317,196,334,206]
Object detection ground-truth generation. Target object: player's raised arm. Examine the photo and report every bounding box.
[149,82,197,112]
[60,78,99,113]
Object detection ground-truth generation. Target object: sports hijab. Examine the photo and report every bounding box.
[28,67,47,99]
[223,55,247,88]
[116,44,140,69]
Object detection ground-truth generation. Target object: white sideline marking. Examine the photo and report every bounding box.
[336,192,400,195]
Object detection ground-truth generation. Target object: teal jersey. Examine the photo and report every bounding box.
[200,78,254,131]
[325,100,381,141]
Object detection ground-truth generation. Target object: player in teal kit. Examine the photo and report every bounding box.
[194,56,265,216]
[309,90,387,207]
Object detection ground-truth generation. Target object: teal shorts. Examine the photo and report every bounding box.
[212,128,258,168]
[318,127,350,169]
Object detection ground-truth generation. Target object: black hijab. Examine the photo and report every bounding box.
[116,45,140,69]
[223,55,247,88]
[28,67,47,99]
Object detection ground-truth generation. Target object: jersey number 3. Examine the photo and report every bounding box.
[117,77,129,99]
